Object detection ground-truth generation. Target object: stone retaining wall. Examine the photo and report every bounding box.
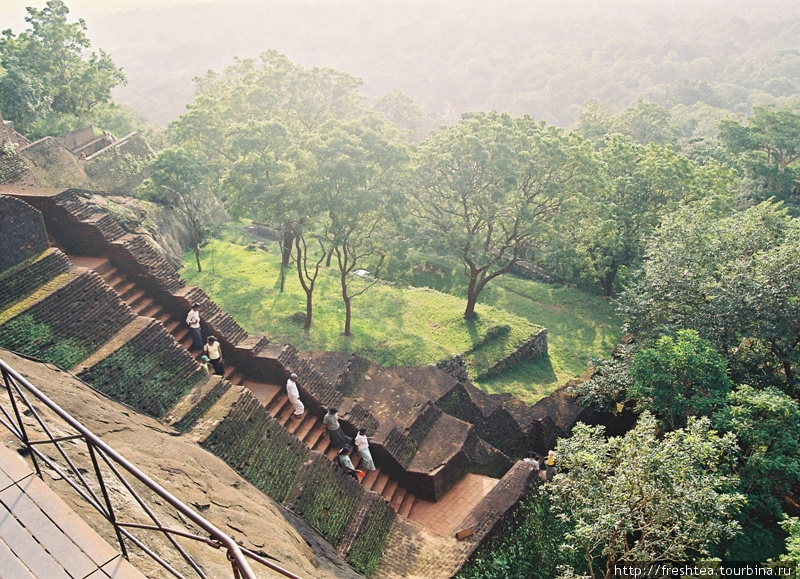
[0,196,49,272]
[476,327,548,380]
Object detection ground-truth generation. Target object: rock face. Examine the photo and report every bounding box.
[0,348,362,579]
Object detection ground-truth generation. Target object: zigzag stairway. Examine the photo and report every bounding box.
[0,189,539,578]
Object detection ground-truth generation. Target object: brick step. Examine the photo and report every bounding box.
[313,431,331,453]
[390,487,406,511]
[285,412,311,435]
[294,416,318,441]
[98,266,118,281]
[381,480,398,502]
[276,399,296,425]
[228,373,244,386]
[326,440,342,460]
[120,288,145,306]
[303,423,326,449]
[160,317,179,332]
[266,394,290,418]
[240,381,281,407]
[141,304,163,319]
[107,278,134,297]
[398,492,416,518]
[361,467,380,490]
[131,297,155,315]
[222,365,237,382]
[371,474,390,496]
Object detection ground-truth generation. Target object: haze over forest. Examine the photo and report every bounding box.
[3,0,800,130]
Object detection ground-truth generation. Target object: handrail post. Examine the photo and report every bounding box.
[1,367,41,478]
[87,444,128,560]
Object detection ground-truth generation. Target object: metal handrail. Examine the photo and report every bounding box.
[0,357,304,579]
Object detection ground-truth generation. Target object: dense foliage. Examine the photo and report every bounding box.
[0,0,126,138]
[4,0,800,571]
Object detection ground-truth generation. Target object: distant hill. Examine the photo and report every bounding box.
[29,0,800,127]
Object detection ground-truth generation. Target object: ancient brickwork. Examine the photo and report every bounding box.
[0,116,36,186]
[0,196,49,272]
[0,270,136,369]
[276,344,345,411]
[57,125,96,152]
[172,379,232,433]
[83,133,153,195]
[372,462,538,579]
[173,286,247,344]
[77,319,208,419]
[477,328,548,380]
[201,390,311,502]
[19,138,94,189]
[340,494,396,576]
[383,402,443,468]
[288,453,363,546]
[113,234,186,293]
[0,249,71,312]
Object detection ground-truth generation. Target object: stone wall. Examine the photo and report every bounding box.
[0,196,49,272]
[476,328,548,380]
[0,115,36,186]
[372,461,538,579]
[57,125,96,152]
[83,132,153,195]
[19,138,94,189]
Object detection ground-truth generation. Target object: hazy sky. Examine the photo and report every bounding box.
[0,0,215,30]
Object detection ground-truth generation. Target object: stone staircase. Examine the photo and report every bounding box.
[73,255,421,520]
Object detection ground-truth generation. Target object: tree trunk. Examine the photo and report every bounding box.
[304,289,313,330]
[341,266,352,335]
[464,274,479,319]
[282,230,293,267]
[343,297,352,336]
[602,267,617,298]
[194,244,202,273]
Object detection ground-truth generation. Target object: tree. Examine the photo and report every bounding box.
[629,330,732,431]
[571,134,734,296]
[137,147,218,272]
[175,51,366,320]
[621,201,800,394]
[715,385,800,527]
[411,112,594,318]
[719,102,800,207]
[548,413,744,579]
[0,0,125,138]
[371,88,427,142]
[307,115,408,335]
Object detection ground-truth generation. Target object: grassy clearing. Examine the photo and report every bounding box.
[182,223,622,403]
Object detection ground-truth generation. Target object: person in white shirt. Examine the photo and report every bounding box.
[354,428,376,471]
[286,373,304,418]
[203,336,224,375]
[186,303,202,351]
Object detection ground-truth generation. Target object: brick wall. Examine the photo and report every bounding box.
[77,319,208,419]
[0,196,49,273]
[0,249,71,312]
[0,270,137,369]
[19,138,94,189]
[83,133,153,195]
[476,328,548,380]
[57,125,96,152]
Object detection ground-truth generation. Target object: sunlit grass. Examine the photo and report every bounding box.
[182,222,623,403]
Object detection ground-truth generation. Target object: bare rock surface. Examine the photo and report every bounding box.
[0,348,362,579]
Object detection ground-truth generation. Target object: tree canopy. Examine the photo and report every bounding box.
[0,0,125,138]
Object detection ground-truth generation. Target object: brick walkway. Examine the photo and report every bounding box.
[407,473,499,537]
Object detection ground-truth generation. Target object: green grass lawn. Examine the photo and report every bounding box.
[182,223,623,403]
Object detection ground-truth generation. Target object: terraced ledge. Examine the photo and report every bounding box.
[187,385,251,444]
[71,316,154,374]
[0,270,78,327]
